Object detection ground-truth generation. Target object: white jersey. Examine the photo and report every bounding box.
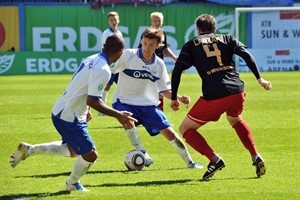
[101,28,123,49]
[111,48,171,106]
[52,53,111,122]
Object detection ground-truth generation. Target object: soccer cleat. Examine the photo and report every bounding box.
[140,150,153,167]
[66,181,89,192]
[10,142,31,168]
[252,155,266,177]
[202,159,226,180]
[188,161,204,169]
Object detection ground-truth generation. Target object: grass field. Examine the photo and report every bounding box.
[0,72,299,200]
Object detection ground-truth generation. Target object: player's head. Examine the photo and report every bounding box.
[141,27,163,57]
[107,11,120,30]
[150,12,163,29]
[142,27,163,45]
[103,34,124,62]
[195,14,216,34]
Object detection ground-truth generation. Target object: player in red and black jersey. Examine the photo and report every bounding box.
[171,14,272,180]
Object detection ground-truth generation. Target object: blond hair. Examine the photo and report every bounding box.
[150,12,163,20]
[108,11,119,19]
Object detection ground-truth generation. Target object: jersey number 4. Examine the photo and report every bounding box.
[203,43,224,66]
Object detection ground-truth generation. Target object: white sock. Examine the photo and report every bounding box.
[67,156,94,184]
[170,136,193,165]
[125,127,146,152]
[28,141,70,157]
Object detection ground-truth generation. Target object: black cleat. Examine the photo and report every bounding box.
[202,159,226,180]
[253,156,266,177]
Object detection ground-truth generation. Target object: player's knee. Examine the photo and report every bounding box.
[82,149,98,162]
[227,115,242,126]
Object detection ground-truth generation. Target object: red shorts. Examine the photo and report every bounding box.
[188,92,246,125]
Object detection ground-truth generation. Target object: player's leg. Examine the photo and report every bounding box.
[53,114,96,191]
[124,126,153,166]
[180,97,225,179]
[160,127,203,169]
[66,148,98,192]
[226,92,266,177]
[10,141,73,168]
[112,101,153,166]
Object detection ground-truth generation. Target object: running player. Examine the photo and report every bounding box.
[10,35,136,192]
[111,27,202,169]
[170,14,272,180]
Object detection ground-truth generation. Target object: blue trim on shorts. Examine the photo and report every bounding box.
[112,99,171,136]
[51,112,94,155]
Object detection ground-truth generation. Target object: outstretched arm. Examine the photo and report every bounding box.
[235,47,272,90]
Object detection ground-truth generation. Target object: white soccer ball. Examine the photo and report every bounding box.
[124,150,146,171]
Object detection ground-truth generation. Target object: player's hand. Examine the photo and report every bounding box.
[258,78,272,90]
[117,111,138,129]
[170,100,180,111]
[86,109,92,122]
[178,95,190,108]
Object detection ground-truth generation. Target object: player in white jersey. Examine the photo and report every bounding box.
[10,35,137,192]
[99,11,123,116]
[111,27,202,169]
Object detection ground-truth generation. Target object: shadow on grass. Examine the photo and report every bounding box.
[15,168,185,179]
[0,190,70,200]
[87,179,193,188]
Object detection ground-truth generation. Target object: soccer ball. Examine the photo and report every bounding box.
[124,150,146,171]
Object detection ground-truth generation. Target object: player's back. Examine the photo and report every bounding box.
[180,33,244,100]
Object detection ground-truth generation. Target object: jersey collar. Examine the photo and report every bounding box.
[137,48,157,65]
[99,52,109,64]
[109,27,118,33]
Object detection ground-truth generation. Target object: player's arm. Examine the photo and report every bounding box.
[164,48,178,61]
[170,61,189,111]
[235,46,272,90]
[86,97,137,129]
[161,90,190,109]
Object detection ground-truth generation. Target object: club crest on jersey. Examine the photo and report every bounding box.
[98,84,104,91]
[151,66,158,75]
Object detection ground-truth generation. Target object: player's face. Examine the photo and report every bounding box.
[151,16,162,29]
[111,49,123,63]
[141,37,159,59]
[108,16,119,30]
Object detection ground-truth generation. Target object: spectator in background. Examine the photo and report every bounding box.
[98,11,123,116]
[138,12,178,111]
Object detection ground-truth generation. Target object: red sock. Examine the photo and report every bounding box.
[183,129,216,161]
[233,120,257,157]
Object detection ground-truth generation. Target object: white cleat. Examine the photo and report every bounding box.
[66,181,89,192]
[188,161,204,169]
[10,142,31,168]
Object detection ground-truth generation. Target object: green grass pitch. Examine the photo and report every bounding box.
[0,72,299,199]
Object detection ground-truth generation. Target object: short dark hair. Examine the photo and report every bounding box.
[103,34,124,54]
[142,27,163,44]
[195,14,216,33]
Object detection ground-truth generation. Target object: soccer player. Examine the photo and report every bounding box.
[111,27,202,169]
[138,12,177,111]
[170,14,272,180]
[10,35,137,192]
[99,11,123,116]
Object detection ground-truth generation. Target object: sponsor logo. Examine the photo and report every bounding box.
[0,54,15,74]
